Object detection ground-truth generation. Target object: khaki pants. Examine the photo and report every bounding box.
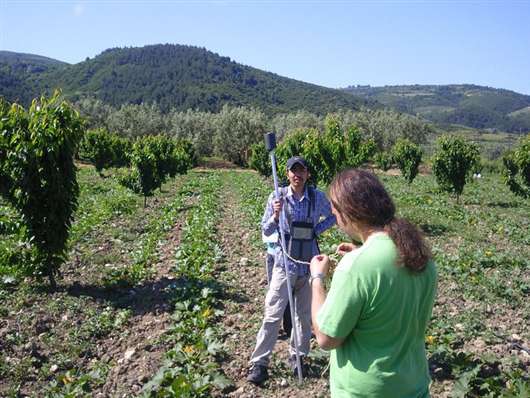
[249,264,312,366]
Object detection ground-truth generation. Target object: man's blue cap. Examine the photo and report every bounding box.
[286,156,308,170]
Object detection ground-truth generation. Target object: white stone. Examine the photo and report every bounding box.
[123,348,136,361]
[511,334,522,342]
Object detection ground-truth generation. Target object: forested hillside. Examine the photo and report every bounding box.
[344,84,530,133]
[0,51,68,105]
[0,45,372,114]
[3,46,530,133]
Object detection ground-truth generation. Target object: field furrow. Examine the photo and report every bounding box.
[1,166,528,397]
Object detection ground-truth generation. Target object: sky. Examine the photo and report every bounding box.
[1,0,530,95]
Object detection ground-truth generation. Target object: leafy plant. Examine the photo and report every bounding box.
[142,172,232,397]
[46,365,108,397]
[432,134,480,203]
[272,120,375,185]
[78,128,117,175]
[248,142,271,177]
[392,138,422,183]
[118,136,195,205]
[374,151,393,171]
[0,91,84,286]
[502,134,530,198]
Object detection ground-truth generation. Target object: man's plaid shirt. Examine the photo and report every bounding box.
[261,185,336,275]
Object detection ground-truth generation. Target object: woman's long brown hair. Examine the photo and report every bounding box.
[329,169,431,272]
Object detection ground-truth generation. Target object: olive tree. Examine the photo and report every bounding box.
[346,108,434,151]
[168,108,217,157]
[74,97,113,130]
[213,105,266,166]
[107,103,167,138]
[269,110,323,141]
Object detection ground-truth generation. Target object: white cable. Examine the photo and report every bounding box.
[277,239,311,265]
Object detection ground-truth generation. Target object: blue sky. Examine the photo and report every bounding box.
[1,0,530,94]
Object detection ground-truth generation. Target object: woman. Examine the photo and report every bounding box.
[310,169,437,397]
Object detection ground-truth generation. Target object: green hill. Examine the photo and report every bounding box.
[0,51,68,105]
[0,45,372,114]
[343,84,530,133]
[4,46,529,132]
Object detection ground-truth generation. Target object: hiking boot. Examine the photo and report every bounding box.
[247,364,268,385]
[288,355,307,377]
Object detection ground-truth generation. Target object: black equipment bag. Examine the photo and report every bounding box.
[281,186,318,263]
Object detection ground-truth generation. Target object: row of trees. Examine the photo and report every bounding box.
[78,129,132,174]
[250,117,529,202]
[430,133,528,201]
[249,115,433,189]
[79,129,197,205]
[0,93,197,286]
[1,90,527,287]
[74,97,434,165]
[117,135,196,206]
[250,115,376,186]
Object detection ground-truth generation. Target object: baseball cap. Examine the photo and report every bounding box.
[286,156,308,170]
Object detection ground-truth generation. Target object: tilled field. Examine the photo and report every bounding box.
[1,166,529,397]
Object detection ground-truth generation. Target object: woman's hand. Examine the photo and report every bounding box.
[272,199,282,222]
[311,254,330,276]
[336,242,358,256]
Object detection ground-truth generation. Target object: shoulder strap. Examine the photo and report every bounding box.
[307,186,316,218]
[280,186,292,226]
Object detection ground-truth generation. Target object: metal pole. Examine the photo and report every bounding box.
[265,132,303,383]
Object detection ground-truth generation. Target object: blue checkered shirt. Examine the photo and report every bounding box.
[261,185,336,275]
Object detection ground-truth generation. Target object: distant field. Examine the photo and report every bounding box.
[416,105,455,114]
[423,130,524,159]
[509,106,530,117]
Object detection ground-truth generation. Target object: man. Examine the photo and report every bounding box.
[247,156,336,384]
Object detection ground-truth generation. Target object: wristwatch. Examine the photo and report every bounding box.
[309,273,326,286]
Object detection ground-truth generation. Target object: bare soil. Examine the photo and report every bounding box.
[94,221,183,397]
[215,179,330,398]
[0,196,187,397]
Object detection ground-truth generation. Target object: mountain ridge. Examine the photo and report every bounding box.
[1,45,529,132]
[0,44,373,114]
[343,84,530,132]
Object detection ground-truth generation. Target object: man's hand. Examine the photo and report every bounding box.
[310,254,330,276]
[272,199,283,222]
[336,242,358,256]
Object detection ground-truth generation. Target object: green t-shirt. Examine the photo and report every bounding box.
[317,232,437,398]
